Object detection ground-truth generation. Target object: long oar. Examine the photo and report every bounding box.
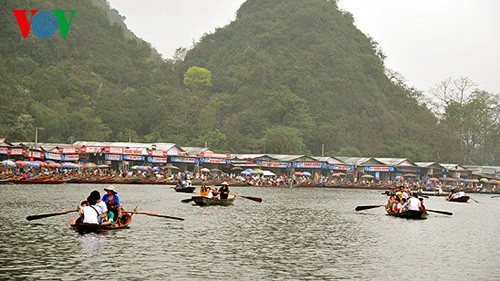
[355,204,385,211]
[469,197,480,203]
[491,195,500,198]
[426,209,453,216]
[26,209,78,221]
[127,211,185,221]
[231,194,262,203]
[181,198,194,203]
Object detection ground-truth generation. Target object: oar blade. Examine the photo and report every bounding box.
[355,204,385,211]
[26,210,77,221]
[240,195,262,203]
[181,198,194,203]
[426,209,453,216]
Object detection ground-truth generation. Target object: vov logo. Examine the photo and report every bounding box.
[12,10,77,39]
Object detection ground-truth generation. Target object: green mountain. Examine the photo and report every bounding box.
[180,0,438,158]
[0,0,178,143]
[3,0,493,164]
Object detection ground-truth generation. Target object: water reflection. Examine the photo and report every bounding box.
[0,184,499,280]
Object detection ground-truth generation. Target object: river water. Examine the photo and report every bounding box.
[0,184,498,280]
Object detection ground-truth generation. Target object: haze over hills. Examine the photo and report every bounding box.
[0,0,497,165]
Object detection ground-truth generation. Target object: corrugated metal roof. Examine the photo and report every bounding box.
[311,156,345,165]
[73,141,181,152]
[267,154,307,162]
[375,158,417,167]
[181,147,211,156]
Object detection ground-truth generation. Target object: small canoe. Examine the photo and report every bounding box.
[174,186,196,193]
[386,208,428,220]
[69,212,133,233]
[447,196,470,203]
[192,196,235,206]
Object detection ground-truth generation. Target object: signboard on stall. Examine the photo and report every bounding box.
[330,165,354,171]
[104,154,122,161]
[62,154,79,161]
[199,152,231,159]
[79,146,101,153]
[148,150,167,157]
[45,152,62,160]
[293,162,325,169]
[147,157,167,163]
[123,155,145,161]
[260,161,291,168]
[364,166,394,172]
[9,148,26,156]
[59,147,79,154]
[0,148,8,154]
[123,148,147,155]
[170,156,198,163]
[28,151,44,159]
[199,158,229,164]
[104,146,124,154]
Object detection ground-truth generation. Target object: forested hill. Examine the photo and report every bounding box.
[181,0,439,157]
[0,0,178,143]
[1,0,453,162]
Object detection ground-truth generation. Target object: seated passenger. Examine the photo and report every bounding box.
[79,194,103,224]
[102,200,119,227]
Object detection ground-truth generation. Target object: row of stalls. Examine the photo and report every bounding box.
[1,138,498,181]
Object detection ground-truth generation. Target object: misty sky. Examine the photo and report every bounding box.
[107,0,500,95]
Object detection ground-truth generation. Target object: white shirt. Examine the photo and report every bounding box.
[82,205,103,224]
[96,200,108,214]
[407,197,420,211]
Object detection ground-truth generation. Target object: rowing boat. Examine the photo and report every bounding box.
[191,196,236,206]
[174,185,196,193]
[69,212,133,233]
[386,208,428,220]
[446,195,470,203]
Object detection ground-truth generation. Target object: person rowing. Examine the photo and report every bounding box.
[102,185,122,221]
[219,181,230,199]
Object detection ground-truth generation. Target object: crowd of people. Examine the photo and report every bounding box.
[386,187,426,213]
[79,185,123,227]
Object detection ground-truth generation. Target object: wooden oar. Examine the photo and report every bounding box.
[469,197,479,203]
[355,204,385,211]
[231,194,263,203]
[181,198,194,203]
[127,211,185,221]
[426,209,453,216]
[26,209,78,221]
[491,195,500,198]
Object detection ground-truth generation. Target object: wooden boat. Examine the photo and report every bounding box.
[386,208,428,220]
[11,176,67,184]
[174,185,196,193]
[417,190,448,197]
[69,212,133,233]
[447,195,470,203]
[191,196,236,206]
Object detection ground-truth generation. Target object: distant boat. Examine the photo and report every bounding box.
[446,195,470,203]
[191,196,235,206]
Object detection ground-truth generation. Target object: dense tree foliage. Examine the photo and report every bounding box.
[0,0,497,165]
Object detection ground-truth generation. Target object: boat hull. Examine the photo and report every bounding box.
[192,196,235,206]
[69,212,133,233]
[447,196,470,203]
[174,186,196,193]
[386,209,428,220]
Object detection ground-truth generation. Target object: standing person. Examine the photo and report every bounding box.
[219,181,230,199]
